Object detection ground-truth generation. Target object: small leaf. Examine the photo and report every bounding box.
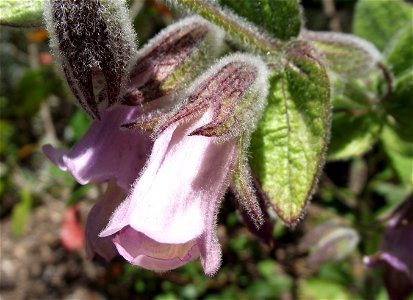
[385,21,413,77]
[353,0,413,50]
[0,0,43,27]
[384,68,413,142]
[11,188,33,236]
[303,30,381,76]
[381,126,413,185]
[250,41,331,225]
[328,111,383,160]
[219,0,301,41]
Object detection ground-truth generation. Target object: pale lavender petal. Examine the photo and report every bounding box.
[101,109,237,274]
[85,181,126,261]
[113,226,199,272]
[43,105,153,190]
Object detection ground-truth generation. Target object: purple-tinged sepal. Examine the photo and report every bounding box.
[156,54,269,141]
[123,16,224,108]
[44,0,137,119]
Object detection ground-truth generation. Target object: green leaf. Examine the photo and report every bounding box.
[328,111,383,160]
[353,0,413,50]
[11,188,33,236]
[381,126,413,185]
[385,21,413,76]
[219,0,301,41]
[303,31,381,77]
[300,279,355,300]
[0,0,43,27]
[13,67,63,117]
[384,68,413,141]
[250,41,331,225]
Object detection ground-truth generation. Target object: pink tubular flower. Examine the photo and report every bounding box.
[100,54,269,275]
[100,109,237,274]
[42,11,226,262]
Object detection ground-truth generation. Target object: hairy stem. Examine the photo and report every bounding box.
[173,0,282,54]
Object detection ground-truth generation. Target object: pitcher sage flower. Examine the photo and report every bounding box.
[100,54,269,275]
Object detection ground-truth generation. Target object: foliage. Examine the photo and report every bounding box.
[1,0,412,299]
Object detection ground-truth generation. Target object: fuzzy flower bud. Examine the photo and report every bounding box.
[123,16,224,107]
[44,0,137,119]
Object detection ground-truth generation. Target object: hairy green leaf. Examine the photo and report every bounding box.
[219,0,301,41]
[353,0,413,50]
[328,111,383,160]
[385,21,413,76]
[250,42,331,225]
[384,68,413,142]
[0,0,43,27]
[303,31,381,76]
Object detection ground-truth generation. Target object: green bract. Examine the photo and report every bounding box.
[219,0,301,41]
[250,42,331,225]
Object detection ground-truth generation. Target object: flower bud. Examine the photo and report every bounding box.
[44,0,137,119]
[122,16,225,107]
[156,53,269,141]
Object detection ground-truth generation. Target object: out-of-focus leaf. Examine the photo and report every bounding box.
[385,21,413,76]
[353,0,413,50]
[65,185,91,206]
[328,111,383,160]
[303,30,381,76]
[67,109,91,142]
[11,188,33,236]
[384,68,413,142]
[381,126,413,185]
[219,0,301,41]
[0,0,43,27]
[300,278,355,299]
[250,41,331,225]
[0,120,16,157]
[13,68,63,117]
[301,221,360,266]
